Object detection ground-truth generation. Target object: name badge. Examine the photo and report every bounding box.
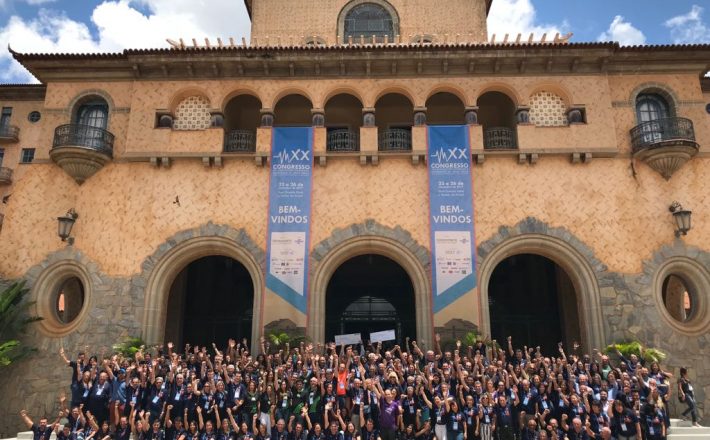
[153,396,160,404]
[176,392,181,400]
[96,387,103,396]
[523,397,529,406]
[484,415,490,424]
[649,426,654,435]
[83,390,89,398]
[559,400,564,408]
[621,423,627,432]
[542,401,548,410]
[452,422,458,431]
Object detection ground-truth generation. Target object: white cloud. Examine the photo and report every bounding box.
[487,0,568,41]
[598,15,646,46]
[0,0,251,83]
[664,5,710,44]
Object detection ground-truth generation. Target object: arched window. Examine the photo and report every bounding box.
[343,2,395,44]
[76,100,108,129]
[636,94,669,123]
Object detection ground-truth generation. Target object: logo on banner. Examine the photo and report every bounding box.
[430,147,469,168]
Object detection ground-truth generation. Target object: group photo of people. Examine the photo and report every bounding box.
[18,335,701,440]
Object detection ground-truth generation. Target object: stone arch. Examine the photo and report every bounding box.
[475,83,522,107]
[67,90,114,128]
[477,218,606,350]
[629,82,679,118]
[67,89,116,114]
[372,86,417,107]
[141,223,266,351]
[322,87,366,108]
[168,87,212,114]
[270,88,317,109]
[219,89,264,112]
[527,83,573,107]
[425,84,472,107]
[337,0,401,44]
[309,221,433,346]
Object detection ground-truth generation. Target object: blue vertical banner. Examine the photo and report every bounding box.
[427,125,477,312]
[266,127,313,313]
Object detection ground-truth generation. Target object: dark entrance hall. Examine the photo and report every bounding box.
[165,256,254,348]
[488,254,581,354]
[325,254,416,345]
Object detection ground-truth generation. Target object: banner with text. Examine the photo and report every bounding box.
[266,127,313,313]
[428,125,477,312]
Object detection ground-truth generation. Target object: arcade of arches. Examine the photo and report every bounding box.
[159,250,584,353]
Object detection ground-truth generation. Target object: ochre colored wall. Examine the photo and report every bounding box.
[250,0,488,45]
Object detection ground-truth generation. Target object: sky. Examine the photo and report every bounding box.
[0,0,709,83]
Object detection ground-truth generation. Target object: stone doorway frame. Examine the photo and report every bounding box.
[308,235,434,346]
[142,236,264,352]
[478,233,606,351]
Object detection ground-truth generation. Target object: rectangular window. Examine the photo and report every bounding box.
[0,148,4,167]
[0,107,12,127]
[20,148,35,164]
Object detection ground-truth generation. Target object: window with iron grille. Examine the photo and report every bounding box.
[344,3,395,43]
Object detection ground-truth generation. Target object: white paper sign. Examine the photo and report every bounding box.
[334,333,362,346]
[370,330,396,343]
[269,231,307,296]
[433,230,473,296]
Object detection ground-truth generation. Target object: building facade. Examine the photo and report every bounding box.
[0,0,709,434]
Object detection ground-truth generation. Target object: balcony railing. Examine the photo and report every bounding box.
[630,117,697,153]
[52,124,114,156]
[327,129,360,152]
[0,167,12,185]
[224,130,256,153]
[0,124,19,143]
[379,128,412,151]
[483,127,518,150]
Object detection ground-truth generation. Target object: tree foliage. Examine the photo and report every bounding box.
[606,340,667,363]
[0,281,42,367]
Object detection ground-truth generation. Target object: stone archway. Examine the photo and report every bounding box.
[309,221,433,346]
[477,219,606,351]
[141,224,265,352]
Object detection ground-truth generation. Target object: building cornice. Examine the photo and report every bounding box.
[0,84,47,100]
[8,43,710,83]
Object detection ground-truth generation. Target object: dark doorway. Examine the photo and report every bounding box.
[488,254,581,354]
[165,256,253,348]
[325,254,416,345]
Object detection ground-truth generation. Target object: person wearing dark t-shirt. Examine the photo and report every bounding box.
[114,417,132,440]
[493,395,516,440]
[359,419,381,440]
[609,400,640,440]
[20,410,62,440]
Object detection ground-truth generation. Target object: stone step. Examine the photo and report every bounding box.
[667,434,710,440]
[670,418,694,428]
[670,426,710,434]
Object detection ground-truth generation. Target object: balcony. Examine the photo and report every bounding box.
[378,128,412,152]
[0,167,12,185]
[630,117,699,180]
[0,124,19,143]
[224,130,256,153]
[483,127,518,150]
[50,124,115,184]
[327,130,360,152]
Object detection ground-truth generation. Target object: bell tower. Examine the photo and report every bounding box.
[244,0,492,45]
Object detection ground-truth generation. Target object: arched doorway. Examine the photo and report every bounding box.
[164,256,254,348]
[325,254,416,344]
[488,254,581,353]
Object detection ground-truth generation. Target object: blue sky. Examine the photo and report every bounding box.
[0,0,709,83]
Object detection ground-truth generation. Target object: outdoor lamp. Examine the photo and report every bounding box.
[669,202,691,237]
[57,208,79,245]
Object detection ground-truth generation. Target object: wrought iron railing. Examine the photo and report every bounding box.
[52,124,114,156]
[224,130,256,153]
[379,128,412,151]
[327,129,360,152]
[0,124,19,140]
[0,167,12,183]
[630,117,696,153]
[483,127,518,150]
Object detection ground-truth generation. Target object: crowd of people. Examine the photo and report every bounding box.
[19,335,703,440]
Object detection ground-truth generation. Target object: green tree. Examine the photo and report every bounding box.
[0,281,42,367]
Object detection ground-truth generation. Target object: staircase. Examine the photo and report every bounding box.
[668,418,710,440]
